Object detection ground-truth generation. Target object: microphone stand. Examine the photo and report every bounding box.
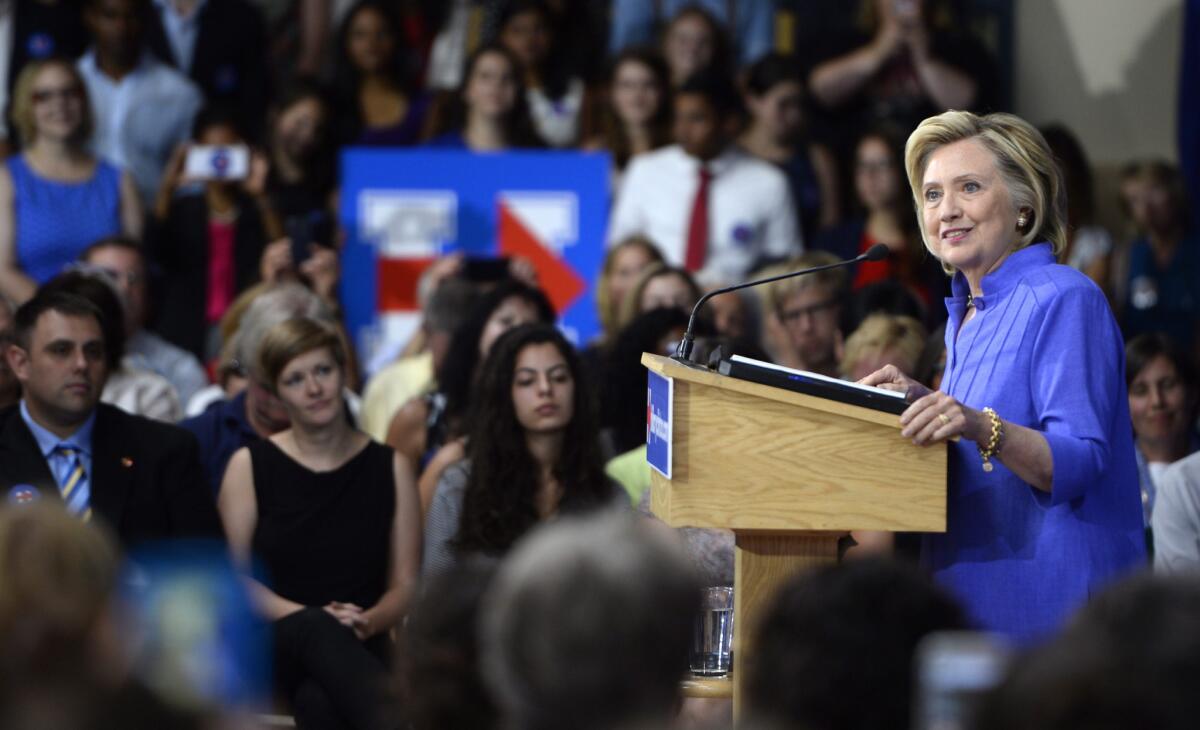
[673,245,890,364]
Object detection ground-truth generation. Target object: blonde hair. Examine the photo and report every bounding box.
[258,316,346,394]
[615,263,700,334]
[840,313,927,379]
[763,250,846,314]
[904,111,1067,274]
[10,59,93,148]
[596,236,664,338]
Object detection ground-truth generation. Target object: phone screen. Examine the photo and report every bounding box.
[184,145,250,181]
[912,631,1010,730]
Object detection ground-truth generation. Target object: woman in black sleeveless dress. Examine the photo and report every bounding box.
[218,317,420,730]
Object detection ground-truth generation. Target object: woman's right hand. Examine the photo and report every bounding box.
[154,143,193,219]
[871,13,904,60]
[858,364,931,403]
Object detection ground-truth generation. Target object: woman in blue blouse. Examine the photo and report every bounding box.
[0,58,141,303]
[861,110,1145,643]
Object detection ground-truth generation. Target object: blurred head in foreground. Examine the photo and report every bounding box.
[480,512,699,730]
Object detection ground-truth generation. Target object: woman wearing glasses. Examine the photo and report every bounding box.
[0,58,141,303]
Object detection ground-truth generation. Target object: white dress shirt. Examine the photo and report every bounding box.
[1152,451,1200,574]
[608,144,802,285]
[126,329,210,407]
[102,363,184,423]
[528,77,584,148]
[78,50,204,204]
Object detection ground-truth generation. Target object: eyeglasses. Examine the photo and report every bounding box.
[94,267,143,287]
[855,160,894,174]
[66,263,143,288]
[778,300,837,323]
[31,86,82,104]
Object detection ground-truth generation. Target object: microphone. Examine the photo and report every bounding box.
[673,243,890,363]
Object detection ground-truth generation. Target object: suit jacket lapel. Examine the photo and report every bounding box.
[0,407,58,500]
[89,405,134,529]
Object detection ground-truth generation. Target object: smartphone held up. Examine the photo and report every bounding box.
[184,145,251,181]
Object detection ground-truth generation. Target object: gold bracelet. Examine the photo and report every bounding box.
[977,407,1004,473]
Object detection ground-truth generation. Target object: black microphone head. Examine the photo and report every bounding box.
[864,243,891,262]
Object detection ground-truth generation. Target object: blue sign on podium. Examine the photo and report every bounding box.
[646,370,673,478]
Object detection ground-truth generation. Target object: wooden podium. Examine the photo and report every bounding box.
[642,354,947,713]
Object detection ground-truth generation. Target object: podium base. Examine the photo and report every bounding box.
[731,531,842,716]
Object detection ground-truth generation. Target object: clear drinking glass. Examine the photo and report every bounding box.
[689,586,734,677]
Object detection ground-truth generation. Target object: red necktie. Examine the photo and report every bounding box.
[684,165,713,272]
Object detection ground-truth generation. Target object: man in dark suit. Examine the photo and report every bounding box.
[0,290,223,550]
[142,0,270,143]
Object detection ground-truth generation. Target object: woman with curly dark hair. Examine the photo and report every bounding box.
[422,324,624,575]
[425,43,544,150]
[387,280,554,500]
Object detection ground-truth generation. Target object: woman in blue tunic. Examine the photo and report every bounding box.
[0,58,141,303]
[861,110,1145,643]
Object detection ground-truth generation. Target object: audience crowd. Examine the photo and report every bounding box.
[1,1,1199,729]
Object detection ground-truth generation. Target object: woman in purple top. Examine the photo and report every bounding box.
[862,111,1145,643]
[333,0,430,148]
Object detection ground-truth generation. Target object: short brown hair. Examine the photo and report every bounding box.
[257,316,346,393]
[10,58,94,148]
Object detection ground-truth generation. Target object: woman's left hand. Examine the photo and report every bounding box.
[324,601,368,638]
[508,256,538,287]
[900,390,986,446]
[260,238,294,283]
[243,150,270,197]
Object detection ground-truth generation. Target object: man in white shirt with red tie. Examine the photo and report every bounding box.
[608,71,802,285]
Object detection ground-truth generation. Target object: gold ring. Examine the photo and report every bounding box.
[938,413,950,426]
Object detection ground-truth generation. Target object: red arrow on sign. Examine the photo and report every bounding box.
[497,202,587,314]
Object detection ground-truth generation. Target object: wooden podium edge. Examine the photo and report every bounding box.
[642,353,903,429]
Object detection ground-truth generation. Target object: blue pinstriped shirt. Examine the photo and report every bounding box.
[923,243,1145,643]
[19,399,95,501]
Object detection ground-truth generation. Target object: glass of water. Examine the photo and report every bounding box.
[689,586,734,677]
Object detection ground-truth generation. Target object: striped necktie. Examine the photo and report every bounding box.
[54,445,92,522]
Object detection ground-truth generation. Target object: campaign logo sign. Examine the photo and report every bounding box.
[339,150,609,374]
[646,371,673,479]
[210,149,231,176]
